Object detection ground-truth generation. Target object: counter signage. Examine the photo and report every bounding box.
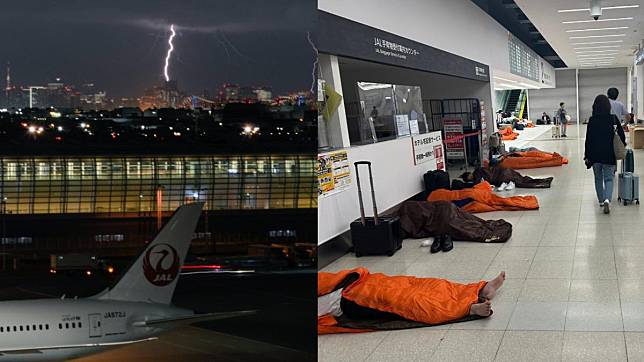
[395,114,410,136]
[374,37,420,61]
[443,119,465,159]
[412,131,444,170]
[480,101,489,161]
[318,150,351,197]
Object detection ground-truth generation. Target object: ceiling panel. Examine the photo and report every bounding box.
[514,0,643,68]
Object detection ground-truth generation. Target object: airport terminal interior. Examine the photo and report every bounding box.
[317,0,644,361]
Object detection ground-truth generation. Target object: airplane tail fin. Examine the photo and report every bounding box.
[95,202,204,304]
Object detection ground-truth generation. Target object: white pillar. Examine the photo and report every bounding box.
[633,64,644,119]
[627,66,633,113]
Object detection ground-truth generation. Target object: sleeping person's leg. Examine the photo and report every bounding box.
[469,271,506,317]
[480,271,506,301]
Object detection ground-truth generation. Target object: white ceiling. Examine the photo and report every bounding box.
[515,0,643,69]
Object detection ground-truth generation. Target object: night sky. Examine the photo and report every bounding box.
[0,0,316,98]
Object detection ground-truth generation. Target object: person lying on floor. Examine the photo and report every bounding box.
[427,181,539,213]
[499,149,568,169]
[460,166,553,189]
[397,200,513,244]
[318,268,506,334]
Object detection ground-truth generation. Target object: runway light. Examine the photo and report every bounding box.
[107,267,114,274]
[181,265,222,270]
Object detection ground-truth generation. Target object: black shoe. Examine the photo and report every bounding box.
[562,134,567,137]
[441,234,453,252]
[430,236,442,253]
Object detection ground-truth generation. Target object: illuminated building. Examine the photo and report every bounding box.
[0,153,316,254]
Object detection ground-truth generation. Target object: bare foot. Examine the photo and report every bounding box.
[480,271,506,301]
[470,300,492,317]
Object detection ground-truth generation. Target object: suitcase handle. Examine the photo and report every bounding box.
[354,161,379,226]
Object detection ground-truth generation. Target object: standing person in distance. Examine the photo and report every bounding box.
[607,87,631,125]
[557,102,568,137]
[584,94,626,214]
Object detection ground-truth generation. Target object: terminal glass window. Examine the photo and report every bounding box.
[0,155,316,215]
[349,82,427,145]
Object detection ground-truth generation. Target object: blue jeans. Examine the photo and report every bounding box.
[592,163,617,203]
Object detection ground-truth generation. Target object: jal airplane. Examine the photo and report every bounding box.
[0,202,254,361]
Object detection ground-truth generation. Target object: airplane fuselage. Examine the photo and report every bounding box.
[0,298,192,361]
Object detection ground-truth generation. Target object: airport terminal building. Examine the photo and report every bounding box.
[0,152,316,256]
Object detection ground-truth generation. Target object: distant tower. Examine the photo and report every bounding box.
[4,62,10,106]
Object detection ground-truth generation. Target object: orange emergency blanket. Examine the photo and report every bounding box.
[500,150,568,169]
[499,127,519,140]
[318,268,487,334]
[427,181,539,213]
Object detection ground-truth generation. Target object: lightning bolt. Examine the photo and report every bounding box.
[306,31,318,95]
[164,24,176,82]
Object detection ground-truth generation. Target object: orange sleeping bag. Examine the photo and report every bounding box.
[499,127,519,140]
[318,268,486,334]
[500,150,568,169]
[427,181,539,213]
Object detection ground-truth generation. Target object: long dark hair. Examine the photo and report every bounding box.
[592,94,611,117]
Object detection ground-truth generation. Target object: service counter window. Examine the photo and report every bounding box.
[348,82,429,146]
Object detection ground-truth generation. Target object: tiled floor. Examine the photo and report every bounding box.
[319,125,644,361]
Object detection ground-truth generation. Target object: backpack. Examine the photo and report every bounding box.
[424,170,450,198]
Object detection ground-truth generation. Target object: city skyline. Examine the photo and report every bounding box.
[0,0,315,98]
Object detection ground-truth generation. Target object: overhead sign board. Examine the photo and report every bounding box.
[317,11,490,82]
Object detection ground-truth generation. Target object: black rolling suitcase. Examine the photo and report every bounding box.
[350,161,403,257]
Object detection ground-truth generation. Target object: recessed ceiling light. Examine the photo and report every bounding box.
[579,57,616,60]
[576,57,616,60]
[576,54,617,57]
[602,5,640,10]
[575,51,620,55]
[566,27,629,33]
[559,8,595,12]
[563,17,633,24]
[574,45,621,50]
[558,5,639,12]
[572,40,624,45]
[575,49,620,52]
[570,34,626,39]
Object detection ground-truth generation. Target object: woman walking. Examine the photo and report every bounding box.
[584,94,626,214]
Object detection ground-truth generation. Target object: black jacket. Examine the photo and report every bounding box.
[584,114,626,166]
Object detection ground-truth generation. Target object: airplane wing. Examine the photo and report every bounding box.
[132,310,256,329]
[0,337,157,355]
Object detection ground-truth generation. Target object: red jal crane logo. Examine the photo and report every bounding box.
[143,243,180,286]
